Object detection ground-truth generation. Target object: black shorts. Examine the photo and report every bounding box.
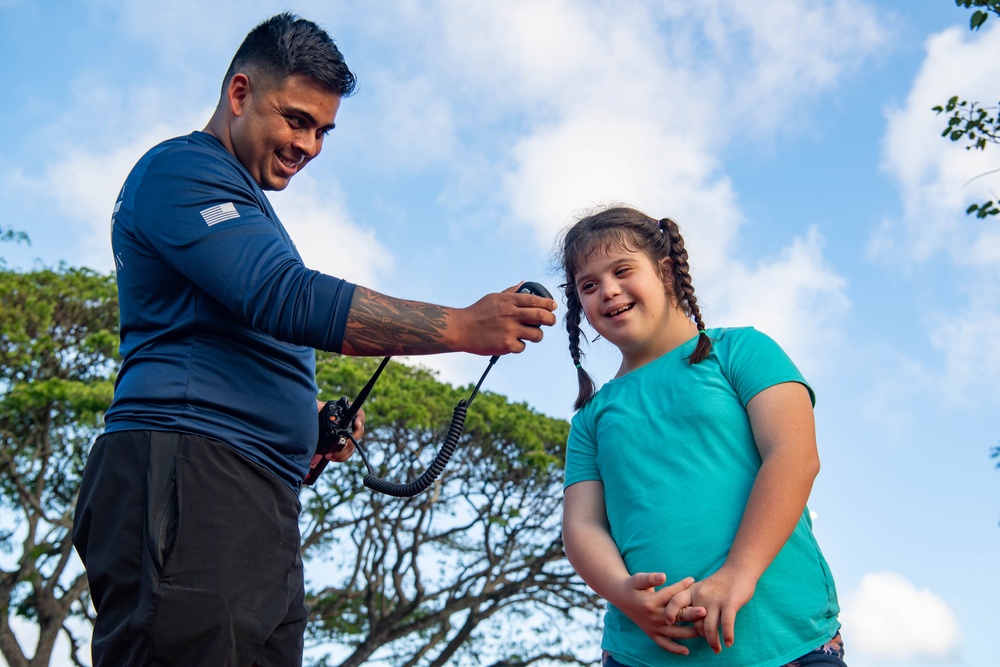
[72,430,307,667]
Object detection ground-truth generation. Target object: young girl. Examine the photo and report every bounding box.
[559,206,844,667]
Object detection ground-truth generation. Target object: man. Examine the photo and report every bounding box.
[71,13,556,667]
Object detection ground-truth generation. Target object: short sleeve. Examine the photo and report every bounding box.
[723,328,816,408]
[564,407,602,488]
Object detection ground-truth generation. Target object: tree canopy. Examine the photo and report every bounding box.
[0,255,602,666]
[0,263,118,667]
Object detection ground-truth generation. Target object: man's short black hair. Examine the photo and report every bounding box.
[223,12,357,97]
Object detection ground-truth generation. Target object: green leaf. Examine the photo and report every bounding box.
[966,201,1000,218]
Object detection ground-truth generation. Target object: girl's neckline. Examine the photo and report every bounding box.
[611,328,707,381]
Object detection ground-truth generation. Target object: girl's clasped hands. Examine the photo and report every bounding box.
[629,568,756,656]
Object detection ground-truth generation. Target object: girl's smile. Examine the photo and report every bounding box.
[574,246,697,374]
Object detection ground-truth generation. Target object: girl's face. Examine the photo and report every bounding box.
[574,245,692,373]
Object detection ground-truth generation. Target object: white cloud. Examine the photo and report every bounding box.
[666,0,888,135]
[427,0,887,136]
[433,0,641,108]
[341,68,459,173]
[268,174,394,289]
[705,227,850,378]
[6,65,211,271]
[878,21,1000,264]
[40,126,197,270]
[4,113,199,271]
[346,0,886,249]
[420,0,873,365]
[503,113,740,260]
[840,571,961,662]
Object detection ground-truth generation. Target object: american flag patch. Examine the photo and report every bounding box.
[200,202,240,226]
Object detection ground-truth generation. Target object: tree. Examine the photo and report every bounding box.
[301,354,602,667]
[932,0,1000,218]
[0,263,119,667]
[0,257,601,666]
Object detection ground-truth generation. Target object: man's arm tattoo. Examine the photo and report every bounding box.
[343,286,450,355]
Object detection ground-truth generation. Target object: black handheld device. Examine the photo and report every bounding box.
[304,281,553,495]
[518,282,552,318]
[517,281,552,299]
[304,356,390,486]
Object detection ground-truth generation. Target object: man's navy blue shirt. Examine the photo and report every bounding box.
[105,131,355,489]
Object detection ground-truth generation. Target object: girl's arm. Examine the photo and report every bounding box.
[681,381,819,654]
[563,480,705,655]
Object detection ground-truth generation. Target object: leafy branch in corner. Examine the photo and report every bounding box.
[955,0,1000,30]
[933,96,1000,218]
[930,1,1000,218]
[934,97,1000,152]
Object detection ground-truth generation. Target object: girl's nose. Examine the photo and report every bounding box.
[601,280,620,300]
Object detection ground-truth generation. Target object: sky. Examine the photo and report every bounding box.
[1,0,999,666]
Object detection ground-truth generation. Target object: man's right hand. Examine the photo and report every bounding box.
[447,283,557,356]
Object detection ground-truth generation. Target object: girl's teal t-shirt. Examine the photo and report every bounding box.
[565,327,840,667]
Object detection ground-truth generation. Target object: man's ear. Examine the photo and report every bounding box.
[227,73,252,117]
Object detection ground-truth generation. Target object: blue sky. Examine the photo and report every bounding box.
[2,1,999,666]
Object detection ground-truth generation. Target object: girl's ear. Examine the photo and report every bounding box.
[659,256,674,284]
[659,257,681,302]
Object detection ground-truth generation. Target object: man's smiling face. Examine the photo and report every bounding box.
[230,72,341,191]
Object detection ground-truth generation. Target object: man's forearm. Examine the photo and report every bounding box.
[341,286,451,356]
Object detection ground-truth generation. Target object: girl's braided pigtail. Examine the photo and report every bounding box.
[660,218,712,364]
[564,286,596,410]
